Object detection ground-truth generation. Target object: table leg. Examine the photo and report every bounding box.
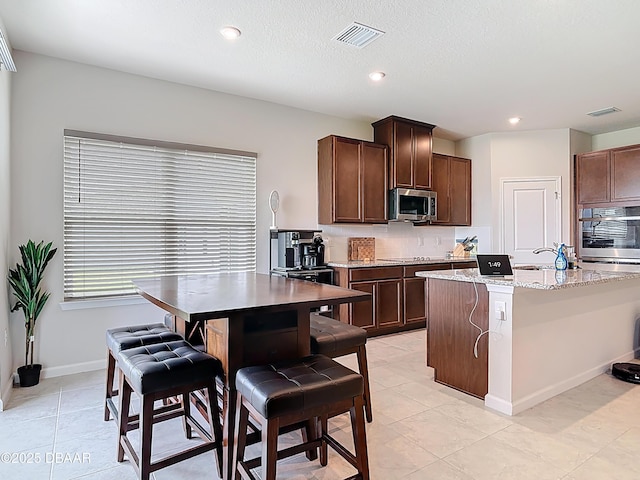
[222,386,237,480]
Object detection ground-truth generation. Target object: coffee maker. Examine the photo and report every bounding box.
[274,230,325,270]
[300,235,325,269]
[276,231,303,269]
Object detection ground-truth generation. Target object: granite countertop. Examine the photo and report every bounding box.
[327,257,475,268]
[415,264,640,290]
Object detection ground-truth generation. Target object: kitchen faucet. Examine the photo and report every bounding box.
[533,247,557,254]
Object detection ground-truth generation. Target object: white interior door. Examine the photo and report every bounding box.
[501,177,561,265]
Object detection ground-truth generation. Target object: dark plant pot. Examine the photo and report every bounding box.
[17,364,42,387]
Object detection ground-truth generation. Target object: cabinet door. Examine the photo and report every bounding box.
[427,278,489,398]
[349,281,375,330]
[449,157,471,226]
[413,125,433,190]
[611,145,640,202]
[394,121,414,188]
[404,277,426,324]
[576,151,610,204]
[333,137,362,222]
[376,279,403,328]
[431,153,450,223]
[361,142,388,223]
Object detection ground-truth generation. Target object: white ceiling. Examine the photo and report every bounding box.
[1,0,639,141]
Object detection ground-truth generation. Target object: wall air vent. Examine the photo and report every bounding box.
[587,107,621,117]
[0,29,16,72]
[332,22,385,48]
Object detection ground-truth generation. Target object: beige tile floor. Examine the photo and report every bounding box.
[0,329,639,479]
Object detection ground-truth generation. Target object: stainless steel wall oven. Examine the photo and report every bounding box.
[578,206,640,263]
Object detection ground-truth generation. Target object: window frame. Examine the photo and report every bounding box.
[62,129,257,301]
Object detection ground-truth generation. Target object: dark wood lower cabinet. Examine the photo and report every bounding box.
[404,277,426,324]
[349,282,376,330]
[427,278,489,398]
[376,279,403,328]
[347,277,402,333]
[333,262,476,336]
[334,266,406,335]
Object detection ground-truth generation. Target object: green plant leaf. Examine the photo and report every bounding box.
[7,240,56,367]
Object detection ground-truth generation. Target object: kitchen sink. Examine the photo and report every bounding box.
[513,265,556,270]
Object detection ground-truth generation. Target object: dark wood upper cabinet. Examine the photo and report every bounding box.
[318,135,388,224]
[361,141,388,222]
[372,116,436,190]
[576,144,640,206]
[449,156,472,225]
[611,145,640,202]
[575,150,610,204]
[431,153,472,226]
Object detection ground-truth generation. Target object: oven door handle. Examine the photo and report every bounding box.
[579,216,640,222]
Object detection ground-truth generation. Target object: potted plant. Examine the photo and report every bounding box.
[7,240,57,387]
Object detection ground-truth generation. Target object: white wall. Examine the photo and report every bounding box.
[492,129,572,249]
[0,15,13,408]
[592,126,640,150]
[457,129,573,252]
[433,137,456,156]
[8,51,381,377]
[10,50,638,379]
[457,134,492,227]
[8,51,458,377]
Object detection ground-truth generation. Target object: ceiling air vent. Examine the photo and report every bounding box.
[333,22,385,48]
[587,107,621,117]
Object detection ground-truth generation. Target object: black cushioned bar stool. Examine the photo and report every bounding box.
[233,354,370,480]
[309,313,373,423]
[104,323,183,421]
[116,340,224,480]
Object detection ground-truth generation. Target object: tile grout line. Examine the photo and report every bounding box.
[49,388,62,480]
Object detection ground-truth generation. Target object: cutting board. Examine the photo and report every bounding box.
[348,237,375,261]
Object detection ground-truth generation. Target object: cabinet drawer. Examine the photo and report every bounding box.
[404,263,451,277]
[452,261,477,269]
[349,266,403,282]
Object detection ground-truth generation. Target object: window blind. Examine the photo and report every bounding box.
[63,131,257,300]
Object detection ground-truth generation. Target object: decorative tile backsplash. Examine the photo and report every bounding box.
[320,222,459,261]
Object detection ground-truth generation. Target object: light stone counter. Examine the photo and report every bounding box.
[415,265,640,290]
[327,257,475,268]
[417,261,640,416]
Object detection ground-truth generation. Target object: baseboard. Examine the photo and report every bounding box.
[0,376,13,411]
[486,348,639,416]
[484,394,513,416]
[41,359,105,379]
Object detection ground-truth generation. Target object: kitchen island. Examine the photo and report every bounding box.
[417,265,640,415]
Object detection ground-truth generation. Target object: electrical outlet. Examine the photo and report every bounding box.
[417,237,424,246]
[495,301,507,321]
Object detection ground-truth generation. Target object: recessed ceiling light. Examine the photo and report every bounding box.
[220,26,241,40]
[509,117,521,125]
[369,71,385,81]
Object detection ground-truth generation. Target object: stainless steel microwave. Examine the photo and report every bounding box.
[389,188,437,222]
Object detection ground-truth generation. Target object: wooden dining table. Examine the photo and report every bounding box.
[133,272,370,480]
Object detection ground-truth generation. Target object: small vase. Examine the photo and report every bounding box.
[17,364,42,387]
